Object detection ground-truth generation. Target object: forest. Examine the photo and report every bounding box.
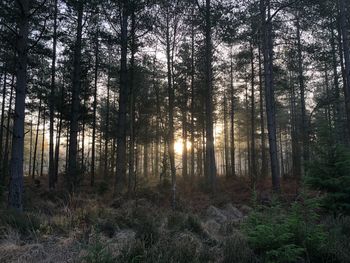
[0,0,350,262]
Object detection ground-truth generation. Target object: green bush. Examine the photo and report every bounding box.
[306,144,350,215]
[242,197,328,263]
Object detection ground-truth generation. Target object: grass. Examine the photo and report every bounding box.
[0,177,349,263]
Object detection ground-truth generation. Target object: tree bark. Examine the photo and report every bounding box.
[165,6,176,209]
[8,0,29,211]
[40,113,46,177]
[67,1,84,192]
[204,0,216,191]
[258,44,267,178]
[49,0,58,189]
[190,6,195,182]
[250,43,257,183]
[128,10,136,193]
[230,53,235,177]
[338,0,350,137]
[260,0,280,192]
[91,20,99,186]
[3,73,15,184]
[296,12,309,168]
[115,5,129,191]
[330,22,342,141]
[0,69,7,180]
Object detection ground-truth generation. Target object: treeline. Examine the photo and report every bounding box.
[0,0,349,211]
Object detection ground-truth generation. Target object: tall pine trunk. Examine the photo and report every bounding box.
[8,0,30,211]
[49,0,58,189]
[67,1,84,192]
[91,22,99,186]
[115,5,128,191]
[165,7,176,209]
[260,0,280,192]
[296,13,308,168]
[338,0,350,136]
[204,0,216,191]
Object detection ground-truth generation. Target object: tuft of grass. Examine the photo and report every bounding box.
[223,234,256,263]
[167,212,203,235]
[0,210,41,236]
[82,237,115,263]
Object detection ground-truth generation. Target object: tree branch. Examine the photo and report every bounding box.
[29,0,48,18]
[267,0,301,23]
[28,19,47,51]
[0,21,19,36]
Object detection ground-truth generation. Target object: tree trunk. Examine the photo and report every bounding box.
[165,8,176,209]
[258,44,267,178]
[223,94,229,177]
[330,22,342,141]
[115,5,128,191]
[260,0,280,192]
[338,0,350,137]
[0,69,7,180]
[40,113,46,177]
[28,120,33,176]
[204,0,216,191]
[54,85,64,183]
[250,43,257,183]
[67,1,84,192]
[104,67,110,178]
[8,0,29,211]
[91,22,99,186]
[296,12,309,168]
[32,98,42,180]
[128,10,136,193]
[182,110,188,179]
[49,0,58,189]
[3,73,15,184]
[230,53,235,177]
[190,7,195,182]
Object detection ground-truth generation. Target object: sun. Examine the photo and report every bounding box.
[174,139,192,155]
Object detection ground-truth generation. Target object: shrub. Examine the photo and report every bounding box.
[242,196,328,263]
[306,144,350,215]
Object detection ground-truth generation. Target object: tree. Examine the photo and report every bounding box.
[115,1,129,191]
[8,0,30,211]
[260,0,280,192]
[67,0,84,192]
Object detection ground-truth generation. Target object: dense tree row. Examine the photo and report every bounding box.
[0,0,349,211]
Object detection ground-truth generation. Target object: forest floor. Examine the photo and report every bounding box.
[0,176,348,263]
